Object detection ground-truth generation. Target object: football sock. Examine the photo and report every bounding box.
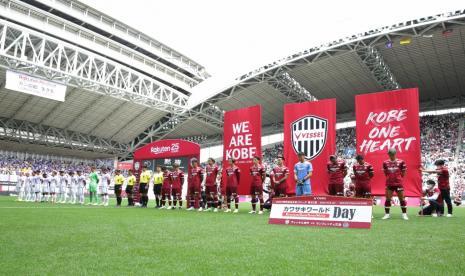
[384,200,391,214]
[400,200,407,214]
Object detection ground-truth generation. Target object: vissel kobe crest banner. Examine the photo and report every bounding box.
[356,88,421,196]
[284,99,336,195]
[222,105,262,195]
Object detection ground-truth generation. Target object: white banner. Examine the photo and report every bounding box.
[269,196,373,229]
[5,70,67,101]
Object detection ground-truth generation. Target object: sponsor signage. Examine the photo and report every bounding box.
[269,196,372,229]
[5,70,67,101]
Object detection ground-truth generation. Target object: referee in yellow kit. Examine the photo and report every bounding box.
[126,170,136,206]
[114,170,125,207]
[152,165,164,208]
[139,165,152,208]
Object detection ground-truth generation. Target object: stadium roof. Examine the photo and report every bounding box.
[144,10,465,150]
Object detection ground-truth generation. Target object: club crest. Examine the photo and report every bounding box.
[291,115,328,160]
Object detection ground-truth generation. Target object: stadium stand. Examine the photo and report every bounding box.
[0,150,113,175]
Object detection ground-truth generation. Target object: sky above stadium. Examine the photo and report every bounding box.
[82,0,463,81]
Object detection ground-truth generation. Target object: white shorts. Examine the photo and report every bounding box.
[100,185,109,194]
[77,186,84,196]
[16,183,21,193]
[58,185,66,194]
[69,185,77,194]
[34,184,41,193]
[49,184,56,194]
[42,184,49,193]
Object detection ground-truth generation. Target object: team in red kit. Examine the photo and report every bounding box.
[121,147,451,220]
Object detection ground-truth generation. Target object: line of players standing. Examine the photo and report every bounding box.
[15,147,453,219]
[325,148,454,220]
[15,168,112,206]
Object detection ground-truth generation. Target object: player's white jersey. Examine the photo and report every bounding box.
[77,175,86,195]
[25,176,32,193]
[42,176,50,193]
[50,175,59,193]
[59,175,67,193]
[34,175,42,193]
[100,173,111,194]
[27,176,34,190]
[70,175,78,191]
[16,175,26,193]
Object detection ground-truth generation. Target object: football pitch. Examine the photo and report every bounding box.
[1,196,464,275]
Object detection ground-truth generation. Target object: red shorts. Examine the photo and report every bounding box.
[205,185,217,194]
[250,185,263,196]
[171,187,181,196]
[386,185,404,193]
[355,183,371,197]
[328,184,344,196]
[226,186,238,197]
[188,185,201,195]
[273,184,287,197]
[162,186,171,196]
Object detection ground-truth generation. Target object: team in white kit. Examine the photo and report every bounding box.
[15,168,112,206]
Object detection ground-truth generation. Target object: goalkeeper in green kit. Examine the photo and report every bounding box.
[88,167,99,205]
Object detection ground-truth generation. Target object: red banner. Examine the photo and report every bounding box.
[283,99,336,195]
[355,88,421,196]
[222,105,262,195]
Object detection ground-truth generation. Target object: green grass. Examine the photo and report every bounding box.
[0,196,464,275]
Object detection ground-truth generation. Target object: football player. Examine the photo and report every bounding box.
[224,158,240,213]
[249,156,265,215]
[270,155,289,198]
[204,158,220,212]
[100,168,111,206]
[169,163,184,209]
[352,155,374,198]
[382,148,408,220]
[187,158,204,211]
[160,166,172,209]
[88,167,99,206]
[327,155,347,196]
[76,171,86,205]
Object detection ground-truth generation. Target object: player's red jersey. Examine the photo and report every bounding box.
[205,164,219,187]
[169,169,184,189]
[271,165,289,186]
[162,171,171,188]
[188,166,204,188]
[352,162,374,184]
[226,166,240,187]
[250,164,265,187]
[426,188,443,204]
[327,160,347,185]
[437,166,450,189]
[383,159,406,187]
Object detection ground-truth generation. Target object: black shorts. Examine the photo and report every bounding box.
[114,184,122,193]
[125,185,133,194]
[139,183,148,194]
[386,186,404,193]
[153,184,162,195]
